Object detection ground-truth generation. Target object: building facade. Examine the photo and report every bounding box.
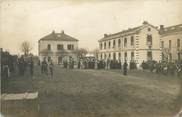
[98,21,161,65]
[160,24,182,62]
[38,30,79,64]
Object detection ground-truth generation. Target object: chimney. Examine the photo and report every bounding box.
[52,30,55,34]
[160,25,164,30]
[61,30,64,34]
[104,34,108,37]
[143,21,148,25]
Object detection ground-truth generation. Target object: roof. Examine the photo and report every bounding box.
[39,31,79,41]
[98,21,158,42]
[160,24,182,36]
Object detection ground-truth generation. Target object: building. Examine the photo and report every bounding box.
[38,30,79,64]
[160,24,182,62]
[98,21,161,65]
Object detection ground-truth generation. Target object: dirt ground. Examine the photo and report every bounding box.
[1,65,182,117]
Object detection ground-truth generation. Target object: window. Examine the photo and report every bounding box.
[124,52,127,60]
[178,53,181,60]
[47,44,51,50]
[118,53,121,60]
[104,54,106,59]
[161,41,164,49]
[104,42,106,49]
[67,44,74,50]
[124,38,127,47]
[147,35,152,45]
[169,40,171,49]
[148,28,151,31]
[147,51,152,60]
[169,53,172,61]
[57,44,64,50]
[100,43,102,50]
[177,39,180,48]
[118,39,121,47]
[113,53,116,60]
[109,53,111,58]
[108,41,111,49]
[131,36,134,46]
[101,53,102,59]
[131,52,134,60]
[113,40,116,48]
[162,53,165,60]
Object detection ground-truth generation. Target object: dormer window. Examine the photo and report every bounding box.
[148,28,151,31]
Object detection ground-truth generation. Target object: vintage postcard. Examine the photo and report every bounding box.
[0,0,182,117]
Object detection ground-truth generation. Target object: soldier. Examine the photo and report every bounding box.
[18,56,25,76]
[78,59,81,69]
[29,57,34,78]
[177,63,182,77]
[41,58,48,75]
[123,60,128,75]
[49,60,54,78]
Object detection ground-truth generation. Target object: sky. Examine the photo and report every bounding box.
[0,0,182,55]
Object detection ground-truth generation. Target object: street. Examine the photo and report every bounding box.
[1,65,182,117]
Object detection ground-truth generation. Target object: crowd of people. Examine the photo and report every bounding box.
[40,58,54,77]
[62,57,138,75]
[1,51,17,79]
[63,57,137,70]
[1,50,182,79]
[142,60,182,77]
[1,53,54,79]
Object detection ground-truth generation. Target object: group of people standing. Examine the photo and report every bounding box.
[2,50,181,79]
[40,58,54,77]
[17,56,34,77]
[142,60,182,77]
[62,57,135,75]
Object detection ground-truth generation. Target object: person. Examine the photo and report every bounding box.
[78,59,80,69]
[49,61,54,78]
[177,63,182,77]
[41,58,48,75]
[29,57,34,78]
[18,56,25,76]
[123,60,128,75]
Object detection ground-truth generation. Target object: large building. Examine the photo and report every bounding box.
[160,24,182,62]
[38,30,79,64]
[98,21,161,65]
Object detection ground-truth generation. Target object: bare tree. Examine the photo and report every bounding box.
[74,48,88,58]
[92,48,99,59]
[20,41,32,56]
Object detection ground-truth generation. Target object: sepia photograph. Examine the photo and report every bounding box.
[0,0,182,117]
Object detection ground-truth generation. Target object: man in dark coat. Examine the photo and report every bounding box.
[123,60,128,75]
[29,57,34,78]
